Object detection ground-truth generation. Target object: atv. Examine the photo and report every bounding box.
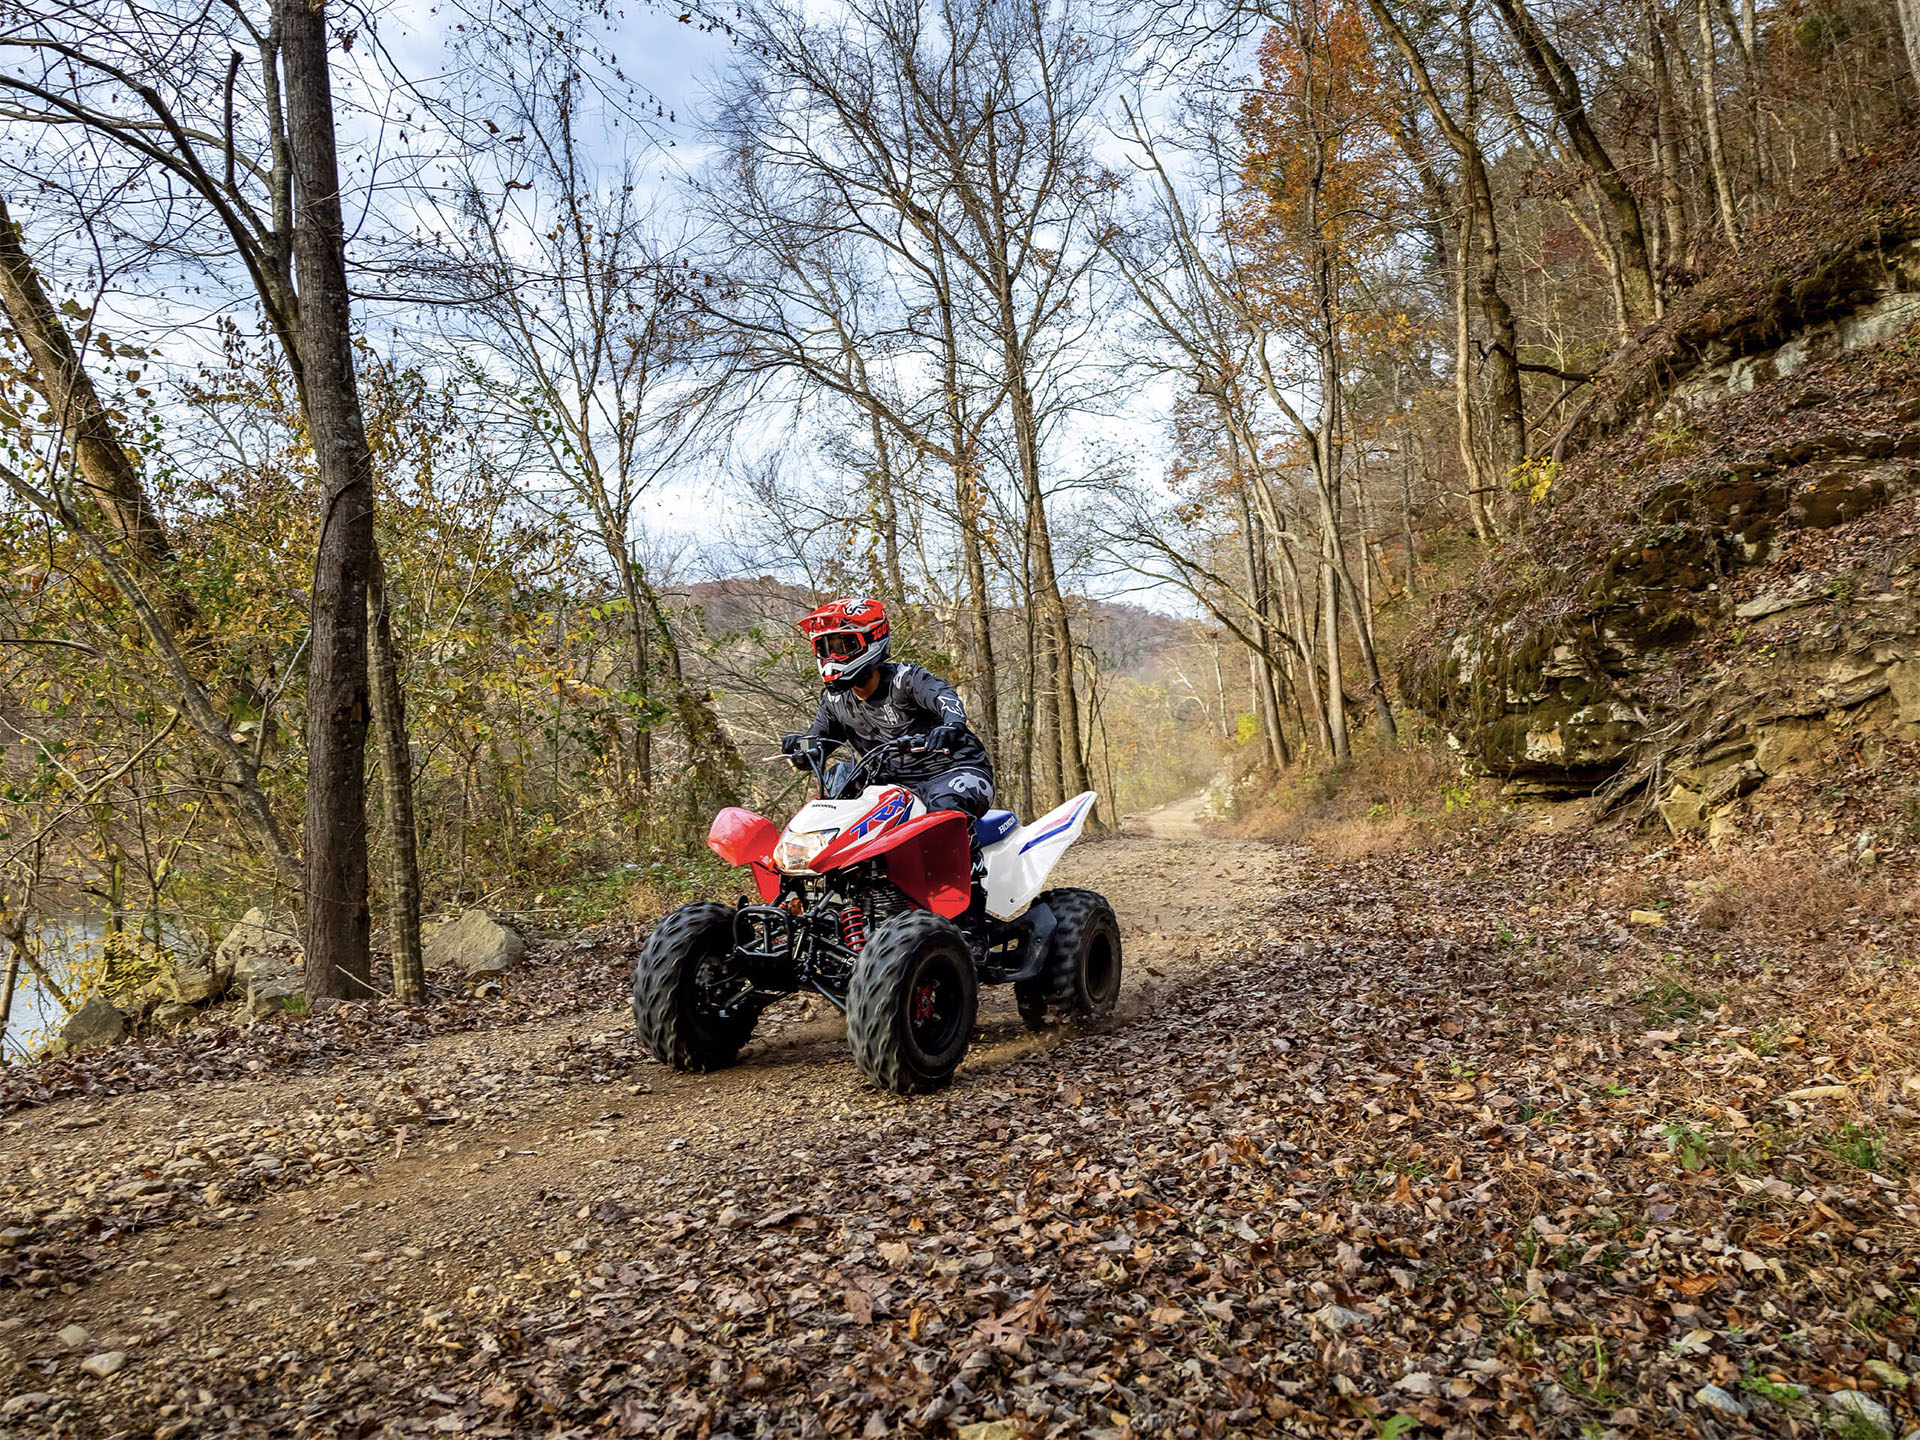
[633,734,1121,1093]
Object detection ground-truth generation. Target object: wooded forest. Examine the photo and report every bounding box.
[0,0,1913,1026]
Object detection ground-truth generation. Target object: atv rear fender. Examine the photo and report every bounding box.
[812,810,972,918]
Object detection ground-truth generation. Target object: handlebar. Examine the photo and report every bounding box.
[777,732,940,800]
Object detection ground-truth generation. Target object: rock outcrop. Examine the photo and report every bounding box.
[213,908,303,989]
[1407,157,1920,827]
[425,909,526,979]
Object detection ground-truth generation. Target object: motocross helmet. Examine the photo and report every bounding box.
[798,597,891,692]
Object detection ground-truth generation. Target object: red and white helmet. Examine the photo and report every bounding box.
[798,597,891,692]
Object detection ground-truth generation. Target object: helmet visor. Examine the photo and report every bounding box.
[813,631,864,662]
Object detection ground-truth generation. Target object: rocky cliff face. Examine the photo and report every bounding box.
[1408,141,1920,839]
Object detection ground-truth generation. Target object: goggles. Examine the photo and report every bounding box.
[813,631,865,662]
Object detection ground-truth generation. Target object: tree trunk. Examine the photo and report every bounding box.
[1277,538,1331,756]
[1368,0,1525,477]
[1453,214,1495,543]
[0,927,23,1054]
[367,546,424,1005]
[0,197,184,619]
[1489,0,1660,323]
[1696,0,1743,248]
[1231,437,1289,770]
[1646,3,1689,284]
[1896,0,1920,82]
[281,0,378,1001]
[1317,519,1350,765]
[958,476,1000,765]
[1008,356,1074,813]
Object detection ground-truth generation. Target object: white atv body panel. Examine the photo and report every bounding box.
[980,791,1097,921]
[775,785,925,873]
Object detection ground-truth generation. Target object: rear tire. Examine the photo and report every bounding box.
[633,902,760,1071]
[847,911,978,1093]
[1035,888,1122,1025]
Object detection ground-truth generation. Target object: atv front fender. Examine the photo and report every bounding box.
[708,807,782,901]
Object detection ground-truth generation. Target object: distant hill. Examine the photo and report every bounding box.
[673,578,1201,683]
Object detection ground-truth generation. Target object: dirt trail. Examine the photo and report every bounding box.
[1,807,1277,1430]
[8,812,1919,1438]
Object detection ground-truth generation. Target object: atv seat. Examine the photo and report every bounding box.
[975,809,1018,848]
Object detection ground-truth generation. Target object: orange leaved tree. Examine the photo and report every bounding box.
[1224,0,1407,754]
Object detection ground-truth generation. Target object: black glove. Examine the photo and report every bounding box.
[923,724,965,755]
[781,733,821,771]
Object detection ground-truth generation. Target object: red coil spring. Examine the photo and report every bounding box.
[839,904,868,951]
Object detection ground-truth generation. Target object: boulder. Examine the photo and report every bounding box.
[150,1001,197,1032]
[425,909,526,979]
[214,908,302,988]
[44,995,126,1057]
[1657,785,1709,836]
[245,974,304,1021]
[168,956,227,1006]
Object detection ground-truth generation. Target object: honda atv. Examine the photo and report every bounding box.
[633,735,1121,1093]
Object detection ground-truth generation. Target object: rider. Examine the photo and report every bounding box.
[782,597,996,824]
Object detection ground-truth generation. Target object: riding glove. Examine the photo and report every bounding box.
[924,724,966,754]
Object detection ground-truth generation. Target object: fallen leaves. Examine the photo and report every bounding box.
[5,827,1917,1439]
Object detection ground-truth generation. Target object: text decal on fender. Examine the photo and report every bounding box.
[846,789,911,841]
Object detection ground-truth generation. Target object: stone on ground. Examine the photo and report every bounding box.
[213,908,302,988]
[425,909,527,979]
[245,973,305,1021]
[44,995,126,1057]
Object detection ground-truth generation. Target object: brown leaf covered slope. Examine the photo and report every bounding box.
[2,825,1916,1438]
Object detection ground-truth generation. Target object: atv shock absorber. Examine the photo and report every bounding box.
[839,903,868,952]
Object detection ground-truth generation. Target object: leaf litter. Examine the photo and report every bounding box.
[0,825,1915,1438]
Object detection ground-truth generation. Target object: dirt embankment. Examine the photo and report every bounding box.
[2,809,1917,1439]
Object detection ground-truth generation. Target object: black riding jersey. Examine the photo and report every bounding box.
[803,662,993,786]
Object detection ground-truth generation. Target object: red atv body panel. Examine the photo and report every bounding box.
[706,807,782,901]
[812,810,973,918]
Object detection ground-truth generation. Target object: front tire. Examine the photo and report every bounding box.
[633,902,760,1071]
[847,911,978,1093]
[1035,888,1122,1025]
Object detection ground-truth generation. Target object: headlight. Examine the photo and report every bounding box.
[775,828,838,871]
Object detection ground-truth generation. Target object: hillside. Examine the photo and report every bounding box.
[1405,135,1920,860]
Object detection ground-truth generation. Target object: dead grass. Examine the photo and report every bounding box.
[1683,846,1918,939]
[1225,735,1512,857]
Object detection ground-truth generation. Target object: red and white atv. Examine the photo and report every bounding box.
[633,735,1121,1093]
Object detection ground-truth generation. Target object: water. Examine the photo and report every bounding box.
[2,915,206,1060]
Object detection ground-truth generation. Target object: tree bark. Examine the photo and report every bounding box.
[1230,432,1289,770]
[1896,0,1920,83]
[1696,0,1743,249]
[1645,2,1689,284]
[1453,213,1495,543]
[367,546,423,1005]
[0,197,183,611]
[280,0,378,1001]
